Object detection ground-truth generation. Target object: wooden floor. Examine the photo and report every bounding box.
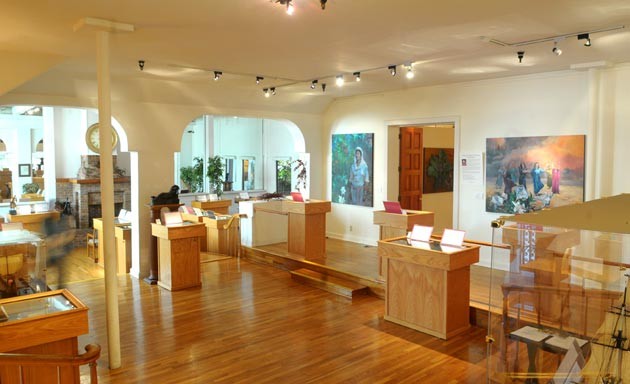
[68,256,489,383]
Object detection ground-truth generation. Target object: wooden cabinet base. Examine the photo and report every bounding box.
[379,238,479,340]
[157,236,201,291]
[152,223,205,291]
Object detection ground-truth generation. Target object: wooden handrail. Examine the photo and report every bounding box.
[0,344,100,384]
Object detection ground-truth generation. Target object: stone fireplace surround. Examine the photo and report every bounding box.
[55,155,131,246]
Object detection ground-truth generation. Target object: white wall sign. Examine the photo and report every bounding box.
[461,153,483,185]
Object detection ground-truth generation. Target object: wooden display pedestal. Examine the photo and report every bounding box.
[285,200,331,258]
[373,210,435,240]
[373,210,435,279]
[151,222,205,291]
[192,199,232,214]
[145,203,182,284]
[93,218,131,275]
[0,289,89,383]
[378,238,479,339]
[181,213,239,255]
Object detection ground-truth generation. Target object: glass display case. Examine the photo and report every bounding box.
[486,219,630,383]
[0,229,46,298]
[0,291,76,323]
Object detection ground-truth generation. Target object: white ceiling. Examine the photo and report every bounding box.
[2,0,630,113]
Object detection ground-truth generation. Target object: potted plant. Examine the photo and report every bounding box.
[180,157,204,193]
[207,155,225,197]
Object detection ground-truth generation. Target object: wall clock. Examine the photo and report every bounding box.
[85,123,119,153]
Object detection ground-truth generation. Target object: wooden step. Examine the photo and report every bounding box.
[290,268,369,299]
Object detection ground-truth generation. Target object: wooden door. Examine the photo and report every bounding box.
[399,127,423,210]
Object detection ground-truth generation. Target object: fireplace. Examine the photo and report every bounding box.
[55,155,131,230]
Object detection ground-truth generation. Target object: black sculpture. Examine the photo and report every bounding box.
[151,185,180,205]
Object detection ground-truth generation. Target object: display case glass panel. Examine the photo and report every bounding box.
[486,221,630,383]
[0,230,46,298]
[0,293,75,322]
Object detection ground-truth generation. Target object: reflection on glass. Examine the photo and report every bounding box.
[275,160,291,196]
[242,159,255,190]
[224,157,234,192]
[0,294,76,322]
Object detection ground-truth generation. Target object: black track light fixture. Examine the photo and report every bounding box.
[388,65,397,76]
[321,83,326,93]
[320,0,327,9]
[138,60,145,71]
[263,88,270,98]
[517,51,524,63]
[310,80,318,89]
[271,87,276,96]
[577,33,591,47]
[256,76,264,84]
[353,72,361,82]
[213,71,222,80]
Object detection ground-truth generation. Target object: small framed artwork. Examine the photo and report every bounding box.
[19,164,31,177]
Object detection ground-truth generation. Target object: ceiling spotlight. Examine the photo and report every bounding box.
[138,60,145,71]
[256,76,264,84]
[263,88,270,98]
[353,72,361,82]
[335,75,345,87]
[286,2,294,15]
[320,0,327,9]
[388,65,397,76]
[517,51,525,63]
[321,83,326,93]
[310,79,318,89]
[271,87,276,96]
[578,33,591,47]
[213,71,222,80]
[405,64,414,79]
[552,41,562,56]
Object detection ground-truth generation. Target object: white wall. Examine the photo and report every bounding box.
[323,65,630,266]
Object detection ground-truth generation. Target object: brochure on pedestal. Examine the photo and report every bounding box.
[192,207,204,216]
[383,201,403,214]
[409,225,433,242]
[290,191,304,202]
[163,212,183,226]
[440,228,465,247]
[208,193,219,202]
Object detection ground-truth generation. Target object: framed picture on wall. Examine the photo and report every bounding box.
[18,164,31,177]
[331,133,374,207]
[485,134,585,213]
[422,148,454,193]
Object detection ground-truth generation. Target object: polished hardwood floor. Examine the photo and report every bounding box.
[58,249,490,383]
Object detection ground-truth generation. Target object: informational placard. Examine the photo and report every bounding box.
[460,153,483,185]
[409,224,433,242]
[441,228,465,247]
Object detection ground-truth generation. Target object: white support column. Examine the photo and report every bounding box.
[96,29,121,370]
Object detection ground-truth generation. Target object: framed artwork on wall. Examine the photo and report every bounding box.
[485,134,585,214]
[18,164,31,177]
[331,133,374,207]
[422,148,454,193]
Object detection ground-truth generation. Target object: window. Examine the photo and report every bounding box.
[275,160,291,196]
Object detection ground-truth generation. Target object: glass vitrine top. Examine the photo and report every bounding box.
[0,230,42,246]
[0,293,76,323]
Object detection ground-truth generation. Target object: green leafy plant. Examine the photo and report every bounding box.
[207,155,225,197]
[180,157,204,193]
[276,160,292,195]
